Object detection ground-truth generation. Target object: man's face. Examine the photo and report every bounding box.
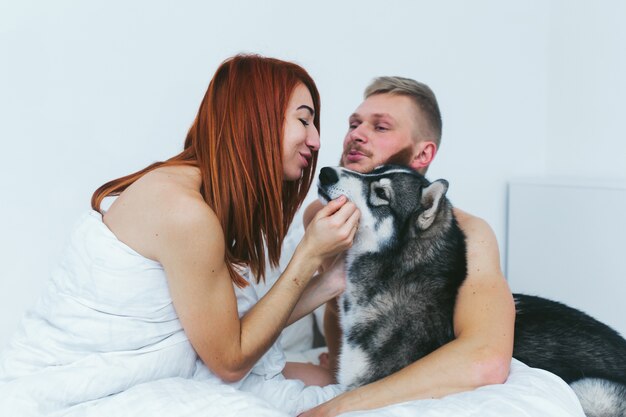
[340,93,422,173]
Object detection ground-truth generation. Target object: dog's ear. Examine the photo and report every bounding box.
[417,179,449,230]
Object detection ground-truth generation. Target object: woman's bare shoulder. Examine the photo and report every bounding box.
[103,165,221,261]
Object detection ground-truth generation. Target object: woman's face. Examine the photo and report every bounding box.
[282,83,320,181]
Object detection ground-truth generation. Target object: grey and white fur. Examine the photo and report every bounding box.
[317,164,626,417]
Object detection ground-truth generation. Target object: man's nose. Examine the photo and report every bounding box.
[349,124,367,143]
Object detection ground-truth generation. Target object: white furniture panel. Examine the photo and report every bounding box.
[507,179,626,338]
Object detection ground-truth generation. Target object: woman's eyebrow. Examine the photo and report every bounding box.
[297,105,315,116]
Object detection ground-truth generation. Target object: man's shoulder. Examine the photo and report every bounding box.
[452,207,479,225]
[452,208,503,275]
[452,207,495,240]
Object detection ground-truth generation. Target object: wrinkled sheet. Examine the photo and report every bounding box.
[0,358,586,417]
[0,211,585,416]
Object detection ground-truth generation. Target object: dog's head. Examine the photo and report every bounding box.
[318,164,450,254]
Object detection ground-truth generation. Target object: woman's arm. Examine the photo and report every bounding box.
[285,255,345,326]
[283,200,348,327]
[300,209,515,417]
[302,200,344,376]
[157,194,359,383]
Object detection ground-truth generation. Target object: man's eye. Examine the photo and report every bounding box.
[348,119,362,129]
[375,125,388,132]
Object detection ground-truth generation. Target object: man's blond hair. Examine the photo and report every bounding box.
[365,76,442,147]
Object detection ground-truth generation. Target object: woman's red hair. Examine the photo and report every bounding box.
[91,54,320,287]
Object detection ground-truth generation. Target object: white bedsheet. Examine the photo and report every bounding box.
[0,358,586,417]
[0,211,337,416]
[0,211,585,416]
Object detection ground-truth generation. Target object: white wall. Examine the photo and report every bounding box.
[546,0,626,178]
[1,0,624,347]
[507,180,626,337]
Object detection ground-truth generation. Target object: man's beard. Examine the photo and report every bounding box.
[339,144,414,169]
[385,144,415,166]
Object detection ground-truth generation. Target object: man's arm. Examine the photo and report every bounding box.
[301,208,515,417]
[322,297,341,376]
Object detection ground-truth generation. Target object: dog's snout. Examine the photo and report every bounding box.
[319,167,339,186]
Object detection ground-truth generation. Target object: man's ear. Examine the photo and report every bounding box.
[417,179,448,230]
[409,141,437,172]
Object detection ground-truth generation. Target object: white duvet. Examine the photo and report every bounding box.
[0,211,585,416]
[0,359,586,417]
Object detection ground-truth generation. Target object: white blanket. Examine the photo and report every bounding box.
[0,360,586,417]
[0,211,585,416]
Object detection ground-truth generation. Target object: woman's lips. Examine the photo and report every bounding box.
[299,153,311,167]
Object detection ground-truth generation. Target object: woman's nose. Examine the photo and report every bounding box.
[306,129,320,151]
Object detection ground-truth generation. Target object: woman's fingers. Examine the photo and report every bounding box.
[316,195,347,218]
[302,196,361,261]
[326,202,360,250]
[343,208,361,242]
[320,198,358,227]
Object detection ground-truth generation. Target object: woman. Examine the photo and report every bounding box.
[0,54,359,415]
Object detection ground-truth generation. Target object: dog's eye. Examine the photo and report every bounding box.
[374,187,388,200]
[370,181,392,206]
[372,186,391,203]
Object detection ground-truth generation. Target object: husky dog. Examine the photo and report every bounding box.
[317,164,626,417]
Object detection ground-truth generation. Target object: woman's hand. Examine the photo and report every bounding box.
[298,196,360,265]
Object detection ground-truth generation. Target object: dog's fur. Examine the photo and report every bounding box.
[317,164,626,417]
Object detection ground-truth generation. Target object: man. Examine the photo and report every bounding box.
[303,77,516,415]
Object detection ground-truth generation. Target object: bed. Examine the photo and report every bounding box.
[0,216,585,416]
